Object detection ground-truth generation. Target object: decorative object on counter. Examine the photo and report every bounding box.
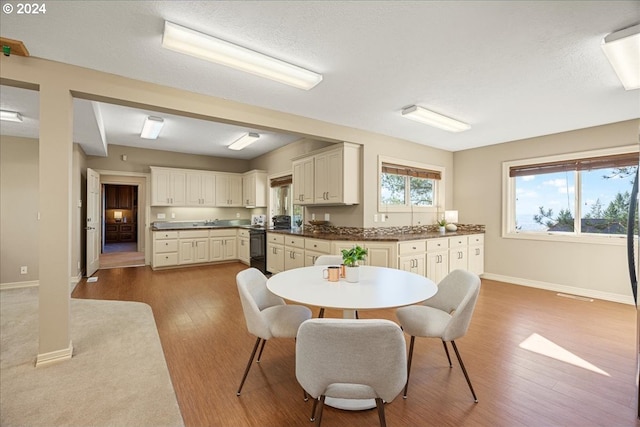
[445,210,459,232]
[437,218,447,234]
[114,211,123,223]
[295,219,303,229]
[341,245,368,283]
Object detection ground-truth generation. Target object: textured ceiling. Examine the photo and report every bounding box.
[0,1,638,159]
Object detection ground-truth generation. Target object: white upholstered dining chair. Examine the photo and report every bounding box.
[395,269,481,402]
[313,255,344,318]
[236,267,312,396]
[296,318,407,427]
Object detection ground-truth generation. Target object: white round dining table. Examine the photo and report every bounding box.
[267,265,437,318]
[267,265,438,411]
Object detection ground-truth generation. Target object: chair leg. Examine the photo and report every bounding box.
[318,307,325,318]
[442,340,453,367]
[450,340,478,403]
[316,395,326,426]
[375,397,387,427]
[403,335,415,398]
[236,337,261,396]
[304,390,309,402]
[256,339,267,362]
[310,397,319,421]
[355,310,359,319]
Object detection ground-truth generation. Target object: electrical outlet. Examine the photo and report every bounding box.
[236,212,240,218]
[381,214,386,223]
[324,213,330,221]
[157,213,166,219]
[20,266,27,275]
[171,212,176,219]
[374,214,378,222]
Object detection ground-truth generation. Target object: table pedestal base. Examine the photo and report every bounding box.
[324,397,376,411]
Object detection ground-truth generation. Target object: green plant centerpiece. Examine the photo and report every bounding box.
[341,246,368,282]
[437,218,447,233]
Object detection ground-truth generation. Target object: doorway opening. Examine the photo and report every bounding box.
[101,183,144,268]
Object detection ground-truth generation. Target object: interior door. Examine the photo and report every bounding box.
[86,168,101,276]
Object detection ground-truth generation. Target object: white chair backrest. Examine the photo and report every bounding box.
[314,255,343,266]
[296,318,407,402]
[236,268,284,339]
[425,269,481,341]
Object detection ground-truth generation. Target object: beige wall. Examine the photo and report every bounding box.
[0,136,39,284]
[454,119,640,303]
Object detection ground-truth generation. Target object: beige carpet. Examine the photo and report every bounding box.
[0,287,184,427]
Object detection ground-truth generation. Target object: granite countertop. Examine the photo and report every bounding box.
[265,228,483,242]
[151,221,484,241]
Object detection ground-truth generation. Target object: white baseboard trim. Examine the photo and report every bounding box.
[2,275,83,293]
[0,280,39,290]
[481,273,635,306]
[36,341,73,367]
[70,273,82,294]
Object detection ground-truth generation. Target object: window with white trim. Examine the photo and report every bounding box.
[503,146,638,240]
[379,156,444,212]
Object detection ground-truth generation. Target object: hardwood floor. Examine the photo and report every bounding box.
[72,263,640,427]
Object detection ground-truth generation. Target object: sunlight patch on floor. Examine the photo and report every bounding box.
[519,333,610,376]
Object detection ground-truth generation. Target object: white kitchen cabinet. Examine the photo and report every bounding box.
[237,229,250,264]
[292,157,314,205]
[284,236,305,270]
[398,240,426,276]
[178,230,209,265]
[153,231,179,267]
[267,233,285,274]
[293,142,361,206]
[426,238,449,283]
[365,242,397,268]
[468,234,485,275]
[209,229,237,262]
[215,173,243,207]
[314,148,343,204]
[151,167,186,206]
[186,171,216,206]
[242,170,267,207]
[304,238,332,266]
[448,236,468,272]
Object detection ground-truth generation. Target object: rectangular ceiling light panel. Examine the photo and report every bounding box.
[401,105,470,132]
[140,116,164,139]
[162,21,323,90]
[601,24,640,90]
[0,110,23,122]
[228,132,260,150]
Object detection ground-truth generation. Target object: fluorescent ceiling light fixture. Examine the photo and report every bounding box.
[140,116,164,139]
[601,24,640,90]
[162,21,322,90]
[0,110,23,122]
[228,132,260,151]
[401,105,470,132]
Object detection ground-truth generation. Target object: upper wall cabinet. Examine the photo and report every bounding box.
[242,170,267,208]
[186,171,216,206]
[105,185,134,209]
[292,156,314,205]
[151,167,186,206]
[292,142,361,206]
[215,173,243,207]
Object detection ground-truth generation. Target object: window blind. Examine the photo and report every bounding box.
[270,175,293,187]
[381,162,441,180]
[509,152,638,178]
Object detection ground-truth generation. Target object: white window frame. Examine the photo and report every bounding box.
[378,155,445,213]
[502,145,638,245]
